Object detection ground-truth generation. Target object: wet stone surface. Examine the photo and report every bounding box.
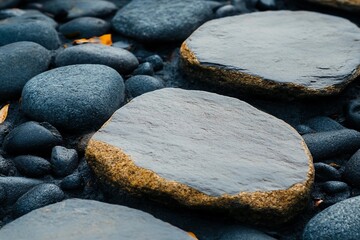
[181,11,360,98]
[0,1,359,239]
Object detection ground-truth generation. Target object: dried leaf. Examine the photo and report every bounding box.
[73,34,112,46]
[188,232,198,239]
[0,104,10,124]
[314,199,323,207]
[329,162,340,168]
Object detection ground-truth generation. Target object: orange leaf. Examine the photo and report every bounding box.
[73,34,112,46]
[0,104,10,124]
[188,232,198,239]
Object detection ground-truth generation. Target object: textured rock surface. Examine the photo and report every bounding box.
[303,196,360,239]
[112,0,213,42]
[0,199,194,240]
[180,11,360,98]
[305,0,360,11]
[0,18,60,49]
[86,88,314,225]
[59,17,110,38]
[0,41,51,101]
[21,64,125,132]
[0,177,42,205]
[55,44,138,74]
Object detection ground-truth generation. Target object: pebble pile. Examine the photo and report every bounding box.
[0,0,359,239]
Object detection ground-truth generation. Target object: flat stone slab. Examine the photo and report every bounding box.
[180,11,360,98]
[0,199,193,240]
[86,88,314,225]
[305,0,360,11]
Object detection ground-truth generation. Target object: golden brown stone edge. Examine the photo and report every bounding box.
[179,42,360,99]
[305,0,360,11]
[85,138,314,226]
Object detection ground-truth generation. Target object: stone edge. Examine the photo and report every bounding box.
[305,0,360,12]
[85,135,314,226]
[179,42,360,98]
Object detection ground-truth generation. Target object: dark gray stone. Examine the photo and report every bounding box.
[55,44,138,74]
[125,75,164,98]
[303,129,360,160]
[0,41,51,101]
[21,64,125,132]
[50,146,78,177]
[182,11,360,97]
[60,171,84,190]
[346,99,360,131]
[112,0,214,42]
[0,18,60,49]
[0,199,194,240]
[0,155,15,176]
[314,163,341,182]
[295,124,315,135]
[231,0,251,12]
[14,183,65,217]
[132,62,154,76]
[59,17,110,38]
[344,149,360,187]
[303,196,360,239]
[305,116,345,132]
[219,225,276,240]
[144,55,163,71]
[256,0,277,10]
[312,181,351,208]
[0,8,25,20]
[0,177,42,205]
[0,0,21,9]
[3,121,63,156]
[216,5,239,18]
[42,0,118,20]
[0,184,5,204]
[13,155,51,178]
[15,10,58,28]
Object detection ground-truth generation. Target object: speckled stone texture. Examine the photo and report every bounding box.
[0,199,194,240]
[180,11,360,98]
[112,0,213,42]
[303,196,360,239]
[86,88,314,225]
[305,0,360,11]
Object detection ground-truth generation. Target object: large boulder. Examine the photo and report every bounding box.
[0,199,194,240]
[21,64,125,133]
[180,11,360,98]
[86,88,314,225]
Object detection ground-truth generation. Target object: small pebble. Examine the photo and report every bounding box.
[13,183,64,217]
[216,5,239,18]
[0,177,42,205]
[125,75,164,98]
[344,149,360,187]
[303,129,360,160]
[60,171,84,190]
[295,124,315,135]
[3,121,63,156]
[13,155,51,178]
[132,62,155,76]
[346,99,360,131]
[305,116,344,132]
[144,55,163,71]
[50,146,79,177]
[59,17,110,38]
[314,163,341,182]
[256,0,277,10]
[0,155,15,176]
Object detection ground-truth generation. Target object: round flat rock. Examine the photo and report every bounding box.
[180,11,360,98]
[305,0,360,11]
[86,88,314,225]
[0,199,194,240]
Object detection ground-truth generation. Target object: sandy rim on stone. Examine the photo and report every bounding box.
[86,136,314,226]
[179,42,360,98]
[305,0,360,11]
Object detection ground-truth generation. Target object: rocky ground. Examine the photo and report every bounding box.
[0,0,360,239]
